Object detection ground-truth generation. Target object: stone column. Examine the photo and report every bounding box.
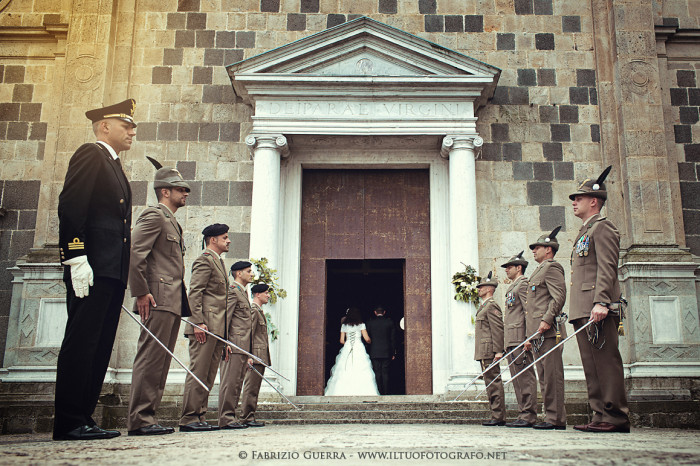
[441,135,483,389]
[245,134,289,268]
[245,134,289,393]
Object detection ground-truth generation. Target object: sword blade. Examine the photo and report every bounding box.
[248,363,300,410]
[121,305,210,392]
[452,330,541,402]
[181,318,290,382]
[505,319,595,387]
[475,348,527,399]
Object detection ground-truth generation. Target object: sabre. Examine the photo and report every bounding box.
[247,363,301,410]
[181,319,290,382]
[120,305,209,392]
[505,319,595,387]
[452,330,541,401]
[475,348,528,399]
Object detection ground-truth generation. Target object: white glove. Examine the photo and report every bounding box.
[63,255,94,298]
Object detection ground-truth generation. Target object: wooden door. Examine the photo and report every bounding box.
[297,169,432,395]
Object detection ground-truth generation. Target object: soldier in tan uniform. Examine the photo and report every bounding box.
[218,261,254,429]
[179,224,230,432]
[474,272,505,426]
[239,283,272,427]
[569,167,630,433]
[127,161,190,436]
[501,251,538,428]
[524,227,567,430]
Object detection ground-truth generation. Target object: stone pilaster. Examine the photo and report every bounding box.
[591,0,700,397]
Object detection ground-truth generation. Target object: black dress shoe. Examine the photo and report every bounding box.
[482,419,506,426]
[587,422,630,433]
[506,419,533,428]
[54,425,121,441]
[221,422,248,430]
[179,422,215,432]
[128,424,175,436]
[533,422,566,430]
[245,420,265,427]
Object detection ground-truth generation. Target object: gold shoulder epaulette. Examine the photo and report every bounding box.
[67,238,84,250]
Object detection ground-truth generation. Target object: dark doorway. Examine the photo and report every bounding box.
[325,259,406,395]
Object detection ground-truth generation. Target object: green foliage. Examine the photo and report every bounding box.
[250,257,287,342]
[451,263,481,306]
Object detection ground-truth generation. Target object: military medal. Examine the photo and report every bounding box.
[576,234,590,257]
[506,292,515,307]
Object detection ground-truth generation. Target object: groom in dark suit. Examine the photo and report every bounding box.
[365,307,396,395]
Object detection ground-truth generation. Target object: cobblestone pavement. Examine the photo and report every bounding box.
[0,424,699,465]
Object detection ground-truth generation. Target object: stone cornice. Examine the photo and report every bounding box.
[0,24,69,43]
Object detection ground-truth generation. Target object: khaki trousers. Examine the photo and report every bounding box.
[480,359,505,422]
[179,335,224,425]
[239,364,265,422]
[218,353,248,426]
[506,347,538,423]
[534,337,566,426]
[127,310,180,430]
[573,316,630,428]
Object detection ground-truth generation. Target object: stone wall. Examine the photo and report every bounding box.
[1,0,699,376]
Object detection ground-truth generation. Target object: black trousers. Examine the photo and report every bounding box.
[371,358,391,395]
[53,277,125,438]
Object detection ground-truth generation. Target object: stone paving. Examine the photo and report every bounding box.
[0,424,699,465]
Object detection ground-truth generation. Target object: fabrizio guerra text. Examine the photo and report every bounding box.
[251,451,346,460]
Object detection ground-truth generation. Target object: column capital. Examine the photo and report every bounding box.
[440,135,483,159]
[245,134,290,159]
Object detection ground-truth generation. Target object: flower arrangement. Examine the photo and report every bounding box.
[250,257,287,342]
[451,263,480,306]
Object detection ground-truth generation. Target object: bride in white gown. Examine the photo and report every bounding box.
[324,308,380,396]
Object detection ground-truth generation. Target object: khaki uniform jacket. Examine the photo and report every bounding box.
[227,282,253,355]
[524,259,566,339]
[186,250,228,336]
[570,214,621,321]
[504,275,529,348]
[129,205,185,315]
[250,303,271,365]
[474,297,505,361]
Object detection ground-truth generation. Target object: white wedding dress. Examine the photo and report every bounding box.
[324,323,380,396]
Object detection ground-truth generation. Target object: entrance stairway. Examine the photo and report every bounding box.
[2,384,699,433]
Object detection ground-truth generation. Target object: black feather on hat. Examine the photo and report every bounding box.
[569,165,612,200]
[147,156,163,169]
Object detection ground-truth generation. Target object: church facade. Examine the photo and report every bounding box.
[0,0,699,401]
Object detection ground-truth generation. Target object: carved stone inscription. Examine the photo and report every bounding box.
[256,100,471,119]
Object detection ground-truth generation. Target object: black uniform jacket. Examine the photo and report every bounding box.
[58,143,132,285]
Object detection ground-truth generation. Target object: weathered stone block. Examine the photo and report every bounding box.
[491,123,509,141]
[533,0,552,15]
[678,162,698,181]
[688,89,700,106]
[676,70,696,87]
[19,103,41,122]
[424,15,443,32]
[679,107,699,125]
[199,123,220,141]
[562,15,581,33]
[186,12,206,29]
[674,125,692,144]
[559,105,578,123]
[6,122,28,140]
[444,15,462,32]
[553,161,574,180]
[533,162,553,180]
[175,30,195,48]
[300,0,319,13]
[419,0,436,14]
[537,68,556,86]
[539,106,558,123]
[513,162,533,180]
[517,68,536,86]
[514,0,533,15]
[550,124,570,142]
[178,122,199,141]
[177,0,200,12]
[0,103,20,121]
[539,205,564,231]
[229,181,253,206]
[157,122,178,141]
[287,13,306,31]
[327,14,346,27]
[29,122,47,141]
[4,66,24,83]
[236,31,256,48]
[527,181,552,205]
[685,144,700,162]
[378,0,396,14]
[569,87,589,105]
[497,33,515,50]
[680,182,700,209]
[261,0,280,12]
[177,161,196,180]
[464,15,483,32]
[535,33,554,50]
[503,143,522,161]
[590,124,600,143]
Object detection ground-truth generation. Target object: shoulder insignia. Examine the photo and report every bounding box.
[67,238,84,250]
[203,252,211,256]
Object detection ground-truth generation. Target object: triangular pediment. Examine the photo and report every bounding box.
[226,17,500,136]
[227,17,500,102]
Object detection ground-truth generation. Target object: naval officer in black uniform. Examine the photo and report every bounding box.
[54,99,136,441]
